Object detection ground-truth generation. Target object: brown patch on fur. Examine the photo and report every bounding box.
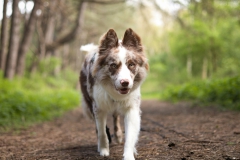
[106,51,122,76]
[138,54,149,71]
[122,28,143,53]
[134,72,143,82]
[84,59,88,69]
[126,52,148,74]
[109,62,122,76]
[122,28,148,72]
[144,62,149,71]
[89,71,95,89]
[133,54,149,71]
[98,54,108,67]
[80,71,94,116]
[93,29,119,76]
[93,47,121,76]
[113,48,119,54]
[107,55,118,63]
[92,54,107,76]
[127,59,137,74]
[135,55,144,66]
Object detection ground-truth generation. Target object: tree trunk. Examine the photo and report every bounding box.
[52,49,61,76]
[61,44,70,70]
[29,19,45,75]
[210,37,217,73]
[0,0,8,72]
[44,15,55,57]
[44,0,57,58]
[211,51,217,73]
[187,55,192,78]
[202,56,208,79]
[4,0,21,79]
[16,0,42,76]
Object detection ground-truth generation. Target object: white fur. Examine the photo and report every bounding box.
[80,43,98,53]
[115,47,133,90]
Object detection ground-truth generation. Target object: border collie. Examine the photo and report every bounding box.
[79,28,148,160]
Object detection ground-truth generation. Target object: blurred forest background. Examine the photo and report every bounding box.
[0,0,240,128]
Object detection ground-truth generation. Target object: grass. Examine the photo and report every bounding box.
[0,73,80,130]
[141,54,240,110]
[160,75,240,110]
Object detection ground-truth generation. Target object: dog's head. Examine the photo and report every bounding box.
[93,28,149,95]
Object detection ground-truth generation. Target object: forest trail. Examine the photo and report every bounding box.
[1,100,240,160]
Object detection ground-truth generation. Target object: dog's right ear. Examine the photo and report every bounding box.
[99,29,118,54]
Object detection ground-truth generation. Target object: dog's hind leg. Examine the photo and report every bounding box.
[113,112,123,144]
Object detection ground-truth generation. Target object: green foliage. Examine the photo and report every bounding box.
[161,75,240,110]
[38,57,61,74]
[165,1,240,79]
[141,53,191,99]
[141,1,240,107]
[0,72,80,129]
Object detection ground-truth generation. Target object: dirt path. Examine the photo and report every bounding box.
[1,100,240,160]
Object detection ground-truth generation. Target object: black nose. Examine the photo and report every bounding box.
[120,80,129,87]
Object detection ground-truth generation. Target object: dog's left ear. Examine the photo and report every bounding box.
[122,28,143,52]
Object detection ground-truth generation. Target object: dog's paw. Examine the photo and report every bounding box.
[115,131,123,144]
[99,148,109,156]
[123,153,135,160]
[116,136,123,144]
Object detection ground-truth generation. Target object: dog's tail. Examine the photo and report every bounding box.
[80,43,98,54]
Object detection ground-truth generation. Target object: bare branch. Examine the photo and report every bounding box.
[153,0,188,29]
[46,1,86,51]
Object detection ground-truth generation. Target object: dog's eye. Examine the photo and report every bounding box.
[110,63,117,69]
[128,63,135,68]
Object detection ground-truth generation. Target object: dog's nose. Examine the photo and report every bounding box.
[120,79,129,87]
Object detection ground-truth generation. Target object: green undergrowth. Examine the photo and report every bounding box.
[160,75,240,110]
[0,73,80,130]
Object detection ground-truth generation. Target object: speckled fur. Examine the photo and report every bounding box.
[80,28,148,160]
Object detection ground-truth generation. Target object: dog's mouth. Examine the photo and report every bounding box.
[115,86,130,95]
[119,88,130,94]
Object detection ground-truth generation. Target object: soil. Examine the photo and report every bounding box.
[0,100,240,160]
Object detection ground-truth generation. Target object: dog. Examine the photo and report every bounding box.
[79,28,148,160]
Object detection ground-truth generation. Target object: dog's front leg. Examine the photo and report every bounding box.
[123,107,141,160]
[95,110,109,156]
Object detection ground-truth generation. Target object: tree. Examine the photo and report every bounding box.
[45,0,86,52]
[4,0,21,79]
[29,0,87,75]
[15,0,43,76]
[0,0,8,71]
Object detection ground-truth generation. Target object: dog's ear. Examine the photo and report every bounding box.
[99,29,118,54]
[122,28,143,52]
